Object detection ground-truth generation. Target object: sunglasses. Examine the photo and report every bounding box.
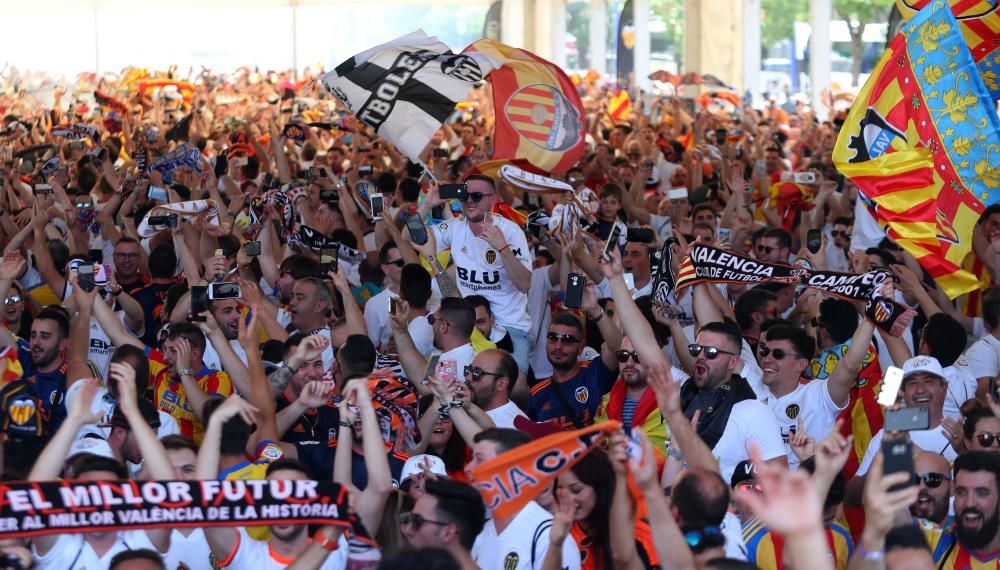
[399,512,450,531]
[758,346,794,360]
[383,259,405,268]
[547,332,581,344]
[426,314,449,326]
[976,432,1000,448]
[616,350,640,364]
[464,365,503,381]
[4,295,21,305]
[755,244,776,255]
[830,230,848,238]
[688,343,737,360]
[914,472,950,488]
[459,192,493,203]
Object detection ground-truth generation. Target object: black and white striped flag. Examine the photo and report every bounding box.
[320,30,499,162]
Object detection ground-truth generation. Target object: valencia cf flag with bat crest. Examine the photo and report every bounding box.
[464,39,587,173]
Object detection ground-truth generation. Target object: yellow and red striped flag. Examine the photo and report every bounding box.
[464,39,587,174]
[833,0,1000,299]
[607,89,632,123]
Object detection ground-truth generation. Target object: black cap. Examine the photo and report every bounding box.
[730,459,759,487]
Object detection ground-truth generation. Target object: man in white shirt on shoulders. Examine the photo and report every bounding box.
[962,286,1000,403]
[918,313,978,418]
[467,428,582,570]
[467,348,527,429]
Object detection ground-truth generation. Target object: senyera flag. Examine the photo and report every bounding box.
[320,30,499,163]
[833,0,1000,299]
[894,0,1000,100]
[471,421,620,520]
[464,39,587,174]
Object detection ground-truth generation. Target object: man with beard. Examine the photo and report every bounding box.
[595,336,668,450]
[401,478,486,567]
[911,452,953,526]
[197,298,250,370]
[393,297,477,398]
[270,333,336,444]
[4,306,71,434]
[922,451,1000,567]
[270,255,321,323]
[465,348,525,429]
[111,237,149,294]
[527,283,623,429]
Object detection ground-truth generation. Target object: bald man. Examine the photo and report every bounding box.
[912,452,953,525]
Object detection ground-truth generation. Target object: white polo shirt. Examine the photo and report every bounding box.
[759,380,847,468]
[473,501,582,570]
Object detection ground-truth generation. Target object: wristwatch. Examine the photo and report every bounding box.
[177,367,195,378]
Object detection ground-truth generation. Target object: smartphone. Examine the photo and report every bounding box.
[145,129,159,143]
[320,247,339,275]
[439,359,458,384]
[754,159,766,177]
[390,297,399,315]
[405,213,428,246]
[423,351,442,384]
[370,193,385,221]
[208,282,242,300]
[666,187,688,200]
[882,437,915,491]
[33,183,53,195]
[147,214,178,228]
[793,172,817,184]
[717,227,732,243]
[243,241,261,257]
[308,166,321,180]
[807,229,822,254]
[626,227,655,244]
[190,285,209,319]
[715,129,728,145]
[432,148,449,159]
[89,249,104,264]
[359,165,373,177]
[214,154,228,178]
[148,186,169,201]
[565,273,585,309]
[884,406,931,432]
[77,264,96,293]
[624,273,636,290]
[439,183,468,201]
[602,225,622,262]
[878,366,904,407]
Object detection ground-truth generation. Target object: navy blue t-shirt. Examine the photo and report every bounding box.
[17,342,68,435]
[528,356,615,430]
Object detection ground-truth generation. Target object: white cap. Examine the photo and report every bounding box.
[67,437,115,461]
[902,356,946,383]
[400,454,448,485]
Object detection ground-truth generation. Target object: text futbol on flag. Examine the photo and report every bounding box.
[320,30,500,163]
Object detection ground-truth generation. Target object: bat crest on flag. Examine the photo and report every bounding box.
[505,84,582,152]
[9,398,35,426]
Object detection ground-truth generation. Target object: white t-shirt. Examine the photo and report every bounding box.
[364,287,397,352]
[486,400,528,429]
[218,528,348,569]
[33,530,160,570]
[202,339,250,374]
[963,334,1000,381]
[760,380,846,468]
[709,399,787,484]
[943,362,978,420]
[409,314,435,357]
[647,213,673,242]
[721,511,749,561]
[432,217,533,331]
[856,426,958,477]
[473,501,582,570]
[164,528,212,570]
[439,343,477,383]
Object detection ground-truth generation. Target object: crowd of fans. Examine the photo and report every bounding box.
[0,63,998,570]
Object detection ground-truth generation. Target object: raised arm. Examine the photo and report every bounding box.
[66,275,97,382]
[826,318,876,408]
[389,303,430,396]
[237,310,279,448]
[632,429,697,570]
[91,287,145,349]
[603,248,669,368]
[342,380,393,532]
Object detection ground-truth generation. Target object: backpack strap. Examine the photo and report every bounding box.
[531,519,554,569]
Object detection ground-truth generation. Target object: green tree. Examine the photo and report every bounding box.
[834,0,894,86]
[761,0,808,51]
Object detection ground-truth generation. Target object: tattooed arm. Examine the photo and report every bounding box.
[267,334,329,398]
[425,254,462,299]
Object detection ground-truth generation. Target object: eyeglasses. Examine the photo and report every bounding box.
[616,350,640,364]
[547,332,581,345]
[114,252,141,260]
[427,314,449,327]
[459,192,493,203]
[464,365,503,381]
[399,512,451,531]
[383,259,405,268]
[688,343,737,360]
[976,432,1000,448]
[758,346,794,360]
[4,295,21,305]
[914,472,950,488]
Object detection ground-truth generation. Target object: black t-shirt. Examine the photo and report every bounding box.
[275,395,341,445]
[295,441,408,488]
[132,281,176,346]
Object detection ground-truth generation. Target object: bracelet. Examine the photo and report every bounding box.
[339,421,353,429]
[498,244,510,253]
[856,545,884,561]
[588,309,605,322]
[437,400,464,419]
[313,530,340,551]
